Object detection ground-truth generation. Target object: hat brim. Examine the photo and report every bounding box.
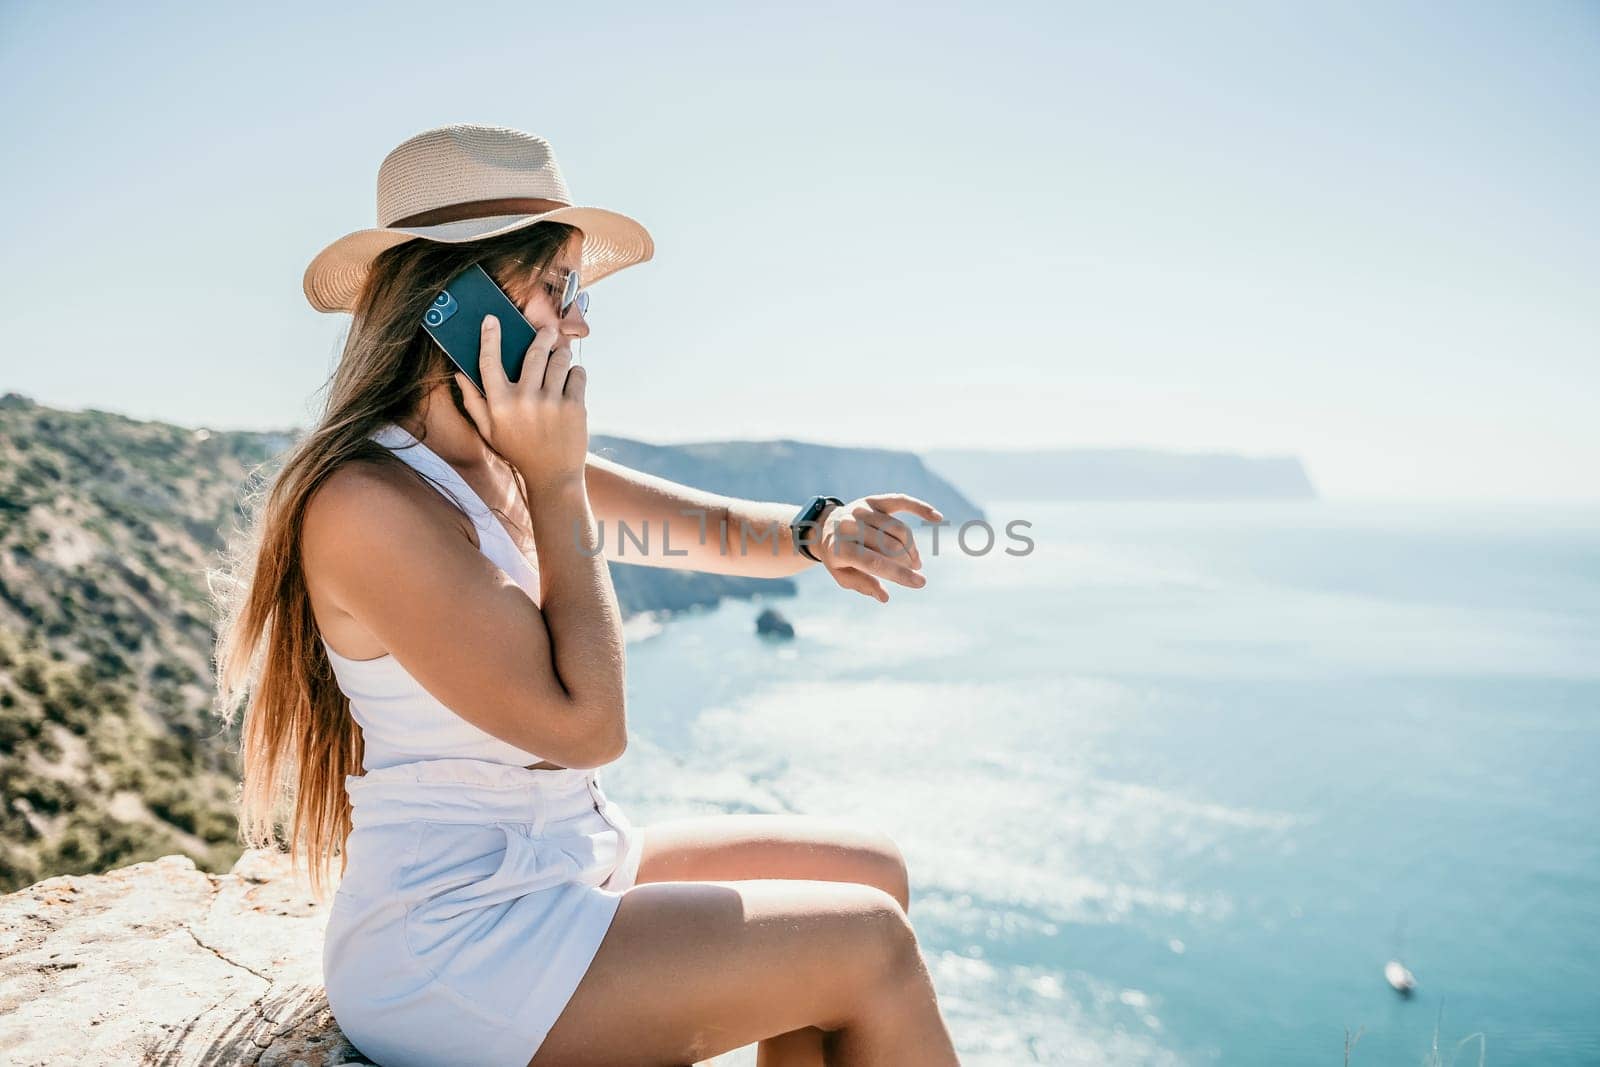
[302,205,654,314]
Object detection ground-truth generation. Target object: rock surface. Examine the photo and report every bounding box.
[0,850,368,1066]
[754,607,795,640]
[0,849,746,1066]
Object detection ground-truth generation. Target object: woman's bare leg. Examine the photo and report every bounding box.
[633,814,911,910]
[528,878,957,1067]
[630,813,915,1066]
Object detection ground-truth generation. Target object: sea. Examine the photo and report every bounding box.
[601,498,1600,1066]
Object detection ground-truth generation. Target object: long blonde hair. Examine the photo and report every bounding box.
[209,221,578,895]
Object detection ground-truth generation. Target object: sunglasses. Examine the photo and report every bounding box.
[545,267,590,318]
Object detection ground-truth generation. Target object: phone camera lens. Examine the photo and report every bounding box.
[433,292,450,307]
[424,308,444,327]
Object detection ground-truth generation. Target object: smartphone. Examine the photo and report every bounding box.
[421,262,538,395]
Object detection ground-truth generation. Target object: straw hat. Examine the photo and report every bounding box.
[302,123,654,313]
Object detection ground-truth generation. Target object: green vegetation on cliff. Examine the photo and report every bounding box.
[0,394,278,890]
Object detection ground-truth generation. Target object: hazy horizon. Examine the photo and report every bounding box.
[2,2,1595,501]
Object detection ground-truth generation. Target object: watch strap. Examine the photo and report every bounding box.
[792,495,843,562]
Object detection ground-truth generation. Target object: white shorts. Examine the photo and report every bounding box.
[323,758,644,1067]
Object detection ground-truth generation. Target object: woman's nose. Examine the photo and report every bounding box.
[561,302,589,339]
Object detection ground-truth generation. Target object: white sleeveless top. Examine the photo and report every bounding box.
[320,421,550,772]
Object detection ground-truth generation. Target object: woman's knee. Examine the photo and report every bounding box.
[859,827,911,913]
[842,884,925,995]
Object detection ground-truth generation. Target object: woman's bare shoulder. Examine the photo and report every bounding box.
[302,456,480,574]
[301,455,495,655]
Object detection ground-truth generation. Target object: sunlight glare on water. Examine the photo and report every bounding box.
[604,499,1600,1065]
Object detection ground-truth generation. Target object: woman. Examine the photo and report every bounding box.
[211,123,958,1067]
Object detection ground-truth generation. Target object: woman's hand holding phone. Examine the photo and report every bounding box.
[454,315,588,496]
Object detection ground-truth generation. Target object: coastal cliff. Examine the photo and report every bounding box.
[590,434,984,525]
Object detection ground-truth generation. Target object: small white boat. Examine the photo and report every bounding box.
[1385,959,1416,996]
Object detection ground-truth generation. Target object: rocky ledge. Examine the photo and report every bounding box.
[0,850,368,1066]
[0,850,740,1066]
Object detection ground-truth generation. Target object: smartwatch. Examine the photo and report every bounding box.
[791,495,843,562]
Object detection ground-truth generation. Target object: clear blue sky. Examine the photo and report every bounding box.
[2,1,1595,499]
